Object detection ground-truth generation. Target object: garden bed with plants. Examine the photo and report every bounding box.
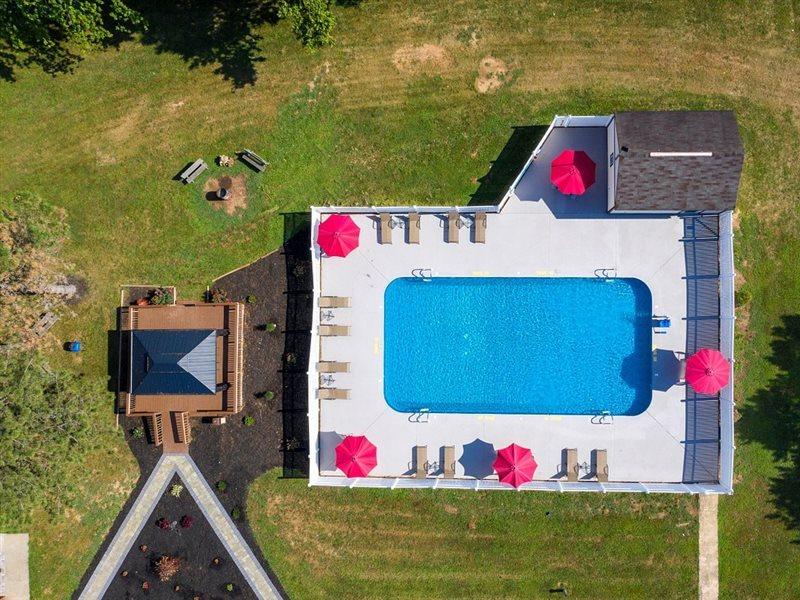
[105,475,256,599]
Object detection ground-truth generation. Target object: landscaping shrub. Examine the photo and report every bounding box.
[209,287,229,303]
[149,287,173,305]
[216,480,228,493]
[265,322,277,332]
[155,555,181,582]
[156,517,170,530]
[180,515,194,529]
[292,263,308,278]
[225,582,235,592]
[246,294,257,304]
[131,425,145,439]
[278,0,335,48]
[243,415,255,427]
[170,483,183,498]
[231,506,242,520]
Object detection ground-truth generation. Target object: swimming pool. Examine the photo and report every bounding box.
[383,277,653,416]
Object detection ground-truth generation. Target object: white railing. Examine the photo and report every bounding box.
[307,474,730,494]
[718,210,736,493]
[307,207,323,484]
[497,114,614,212]
[306,206,735,495]
[314,204,499,215]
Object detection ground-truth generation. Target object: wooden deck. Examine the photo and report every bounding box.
[119,301,245,451]
[133,302,228,330]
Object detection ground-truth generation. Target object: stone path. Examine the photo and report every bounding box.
[176,455,281,599]
[699,494,719,600]
[0,533,30,600]
[79,454,281,600]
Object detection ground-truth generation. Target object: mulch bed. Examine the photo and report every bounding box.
[104,475,256,600]
[86,216,313,599]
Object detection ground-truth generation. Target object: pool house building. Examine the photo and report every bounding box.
[308,111,741,494]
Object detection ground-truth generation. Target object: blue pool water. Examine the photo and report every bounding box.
[383,277,653,416]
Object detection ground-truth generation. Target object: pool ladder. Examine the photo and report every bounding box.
[594,267,617,279]
[409,409,431,423]
[411,268,433,281]
[591,411,614,425]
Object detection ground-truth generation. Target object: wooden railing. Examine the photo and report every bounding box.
[147,413,163,446]
[175,411,191,444]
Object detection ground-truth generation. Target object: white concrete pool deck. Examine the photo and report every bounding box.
[313,194,689,485]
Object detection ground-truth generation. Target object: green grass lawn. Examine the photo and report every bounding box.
[1,1,800,597]
[248,470,698,599]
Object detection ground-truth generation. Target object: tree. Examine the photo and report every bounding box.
[0,192,72,347]
[0,351,100,528]
[0,0,141,80]
[279,0,336,48]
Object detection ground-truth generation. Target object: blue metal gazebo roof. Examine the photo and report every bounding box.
[130,329,217,395]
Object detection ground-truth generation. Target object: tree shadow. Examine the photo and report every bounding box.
[469,125,548,206]
[128,0,280,88]
[738,314,800,540]
[281,212,312,477]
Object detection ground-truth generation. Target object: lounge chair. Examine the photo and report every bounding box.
[407,213,420,244]
[594,449,609,482]
[415,445,428,478]
[678,357,687,382]
[319,324,350,336]
[319,296,351,309]
[447,211,459,243]
[379,213,392,244]
[317,388,350,400]
[566,448,579,482]
[443,445,455,478]
[317,361,350,373]
[474,211,486,244]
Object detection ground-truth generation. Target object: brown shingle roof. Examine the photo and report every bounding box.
[613,110,743,212]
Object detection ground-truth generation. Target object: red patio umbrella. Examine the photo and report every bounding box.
[493,443,538,489]
[335,435,377,478]
[550,149,596,195]
[685,348,730,395]
[317,214,360,258]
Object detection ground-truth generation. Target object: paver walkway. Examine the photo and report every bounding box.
[79,454,281,600]
[699,494,719,600]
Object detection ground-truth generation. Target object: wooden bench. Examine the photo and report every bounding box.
[31,312,58,337]
[180,159,208,184]
[240,149,268,172]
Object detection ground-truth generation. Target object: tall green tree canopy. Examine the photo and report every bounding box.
[0,351,100,528]
[0,0,141,79]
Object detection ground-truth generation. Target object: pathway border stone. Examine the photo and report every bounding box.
[78,454,281,600]
[699,494,719,600]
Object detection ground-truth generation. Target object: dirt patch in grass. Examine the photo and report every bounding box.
[392,43,453,74]
[474,56,510,94]
[204,174,248,215]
